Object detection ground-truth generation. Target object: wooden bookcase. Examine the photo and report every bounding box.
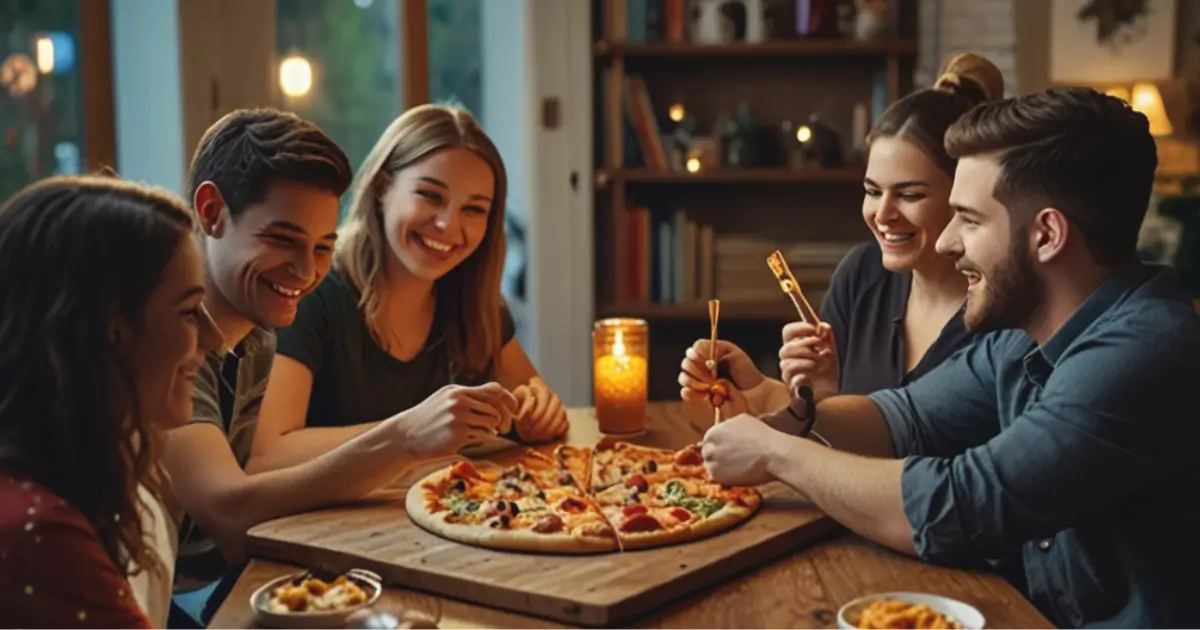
[593,0,919,400]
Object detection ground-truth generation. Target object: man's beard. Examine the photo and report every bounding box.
[964,228,1042,333]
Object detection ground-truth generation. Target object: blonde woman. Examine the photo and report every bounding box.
[249,105,568,473]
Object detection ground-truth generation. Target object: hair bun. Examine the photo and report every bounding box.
[933,52,1004,104]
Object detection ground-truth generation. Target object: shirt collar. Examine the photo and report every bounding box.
[220,326,275,360]
[1038,262,1158,366]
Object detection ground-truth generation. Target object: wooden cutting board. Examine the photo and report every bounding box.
[245,481,838,627]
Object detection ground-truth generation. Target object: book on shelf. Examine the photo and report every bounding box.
[609,207,857,306]
[606,0,682,44]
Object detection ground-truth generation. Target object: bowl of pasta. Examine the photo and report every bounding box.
[837,592,985,629]
[250,567,383,629]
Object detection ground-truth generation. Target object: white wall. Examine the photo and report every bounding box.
[916,0,1019,95]
[110,0,277,194]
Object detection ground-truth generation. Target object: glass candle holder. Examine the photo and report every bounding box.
[592,318,649,435]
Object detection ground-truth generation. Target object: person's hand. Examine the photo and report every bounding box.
[779,321,839,402]
[512,377,569,443]
[391,383,518,459]
[679,339,765,403]
[700,413,784,486]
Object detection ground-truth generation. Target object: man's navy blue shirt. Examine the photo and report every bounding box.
[869,264,1200,628]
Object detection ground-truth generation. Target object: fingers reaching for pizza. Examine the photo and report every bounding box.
[391,383,520,459]
[513,377,569,443]
[700,413,781,487]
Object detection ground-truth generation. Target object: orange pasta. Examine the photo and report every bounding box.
[854,598,963,629]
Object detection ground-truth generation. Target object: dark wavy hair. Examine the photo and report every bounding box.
[945,87,1157,266]
[0,174,194,580]
[186,107,353,220]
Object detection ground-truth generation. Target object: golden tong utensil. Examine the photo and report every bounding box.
[767,250,821,326]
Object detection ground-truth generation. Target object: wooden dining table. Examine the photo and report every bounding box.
[209,402,1054,629]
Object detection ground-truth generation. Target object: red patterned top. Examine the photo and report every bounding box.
[0,472,153,628]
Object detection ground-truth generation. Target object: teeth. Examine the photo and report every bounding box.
[419,235,453,252]
[883,233,914,242]
[267,282,302,297]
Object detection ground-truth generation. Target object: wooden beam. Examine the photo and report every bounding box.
[402,0,430,109]
[80,0,116,172]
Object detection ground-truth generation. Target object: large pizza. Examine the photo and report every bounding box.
[405,442,762,553]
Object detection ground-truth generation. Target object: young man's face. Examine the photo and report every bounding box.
[937,155,1042,333]
[199,180,340,329]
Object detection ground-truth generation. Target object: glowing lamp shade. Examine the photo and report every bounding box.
[1130,82,1173,137]
[592,318,648,436]
[1104,86,1130,103]
[279,55,313,98]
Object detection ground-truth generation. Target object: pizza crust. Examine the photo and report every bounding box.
[404,472,618,554]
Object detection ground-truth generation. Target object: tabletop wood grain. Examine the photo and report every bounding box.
[209,402,1054,629]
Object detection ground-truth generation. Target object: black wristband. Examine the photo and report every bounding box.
[786,385,817,437]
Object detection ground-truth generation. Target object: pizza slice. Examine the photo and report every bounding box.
[407,459,619,553]
[589,442,678,492]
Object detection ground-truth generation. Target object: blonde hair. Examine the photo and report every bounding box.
[335,104,508,377]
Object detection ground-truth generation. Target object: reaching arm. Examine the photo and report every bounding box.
[247,356,380,473]
[162,421,415,564]
[769,436,913,554]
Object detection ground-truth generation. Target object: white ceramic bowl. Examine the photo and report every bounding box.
[837,591,985,629]
[250,568,383,629]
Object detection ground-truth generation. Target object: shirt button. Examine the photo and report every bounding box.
[1038,539,1051,550]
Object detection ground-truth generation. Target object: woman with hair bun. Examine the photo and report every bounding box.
[679,53,1006,411]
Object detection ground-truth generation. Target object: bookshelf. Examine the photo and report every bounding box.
[593,0,919,400]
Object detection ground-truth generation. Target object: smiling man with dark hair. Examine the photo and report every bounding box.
[700,88,1200,628]
[161,109,439,625]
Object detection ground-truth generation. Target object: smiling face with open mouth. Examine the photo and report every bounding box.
[201,180,341,329]
[862,137,956,274]
[117,237,225,429]
[938,155,1043,332]
[380,147,495,284]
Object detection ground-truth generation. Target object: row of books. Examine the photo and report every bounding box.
[609,205,856,304]
[605,0,687,44]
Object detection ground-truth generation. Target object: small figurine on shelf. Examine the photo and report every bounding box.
[854,0,891,41]
[722,103,786,168]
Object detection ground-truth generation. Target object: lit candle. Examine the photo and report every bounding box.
[593,321,649,435]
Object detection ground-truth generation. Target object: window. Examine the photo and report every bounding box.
[275,0,402,190]
[0,1,85,200]
[427,0,482,119]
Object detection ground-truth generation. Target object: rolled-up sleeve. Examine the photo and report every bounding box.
[901,328,1188,565]
[868,332,1006,458]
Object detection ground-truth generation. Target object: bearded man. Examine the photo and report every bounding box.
[700,87,1200,629]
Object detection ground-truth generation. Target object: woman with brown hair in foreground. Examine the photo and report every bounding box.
[0,175,224,626]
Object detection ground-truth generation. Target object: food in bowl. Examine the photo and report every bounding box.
[854,598,962,629]
[266,572,370,613]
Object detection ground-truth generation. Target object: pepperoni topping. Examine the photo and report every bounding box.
[674,446,703,467]
[559,497,587,514]
[619,513,662,532]
[669,507,692,522]
[449,461,483,481]
[625,474,649,493]
[621,504,648,517]
[532,514,564,533]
